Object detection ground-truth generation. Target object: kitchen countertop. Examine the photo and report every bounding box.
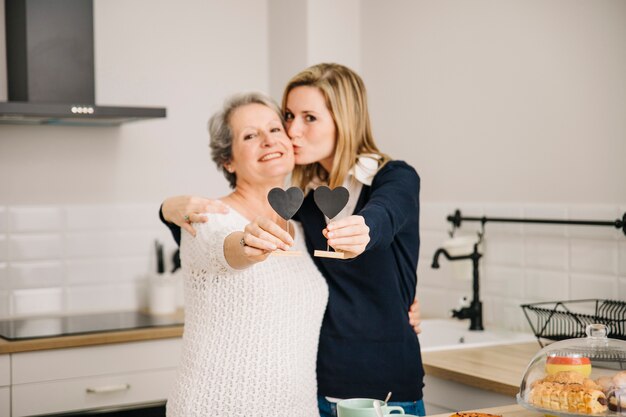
[421,341,541,396]
[428,404,541,417]
[0,311,184,354]
[1,316,541,396]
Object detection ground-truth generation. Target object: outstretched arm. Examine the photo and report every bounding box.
[322,215,370,259]
[224,216,294,269]
[159,195,229,245]
[358,163,420,251]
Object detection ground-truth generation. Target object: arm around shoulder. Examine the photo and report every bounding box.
[358,161,420,250]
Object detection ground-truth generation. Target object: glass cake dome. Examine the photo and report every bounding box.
[517,324,626,416]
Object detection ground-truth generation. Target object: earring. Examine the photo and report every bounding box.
[225,164,234,173]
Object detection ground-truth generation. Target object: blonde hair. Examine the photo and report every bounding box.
[282,63,390,190]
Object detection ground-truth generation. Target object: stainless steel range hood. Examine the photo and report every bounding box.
[0,0,166,126]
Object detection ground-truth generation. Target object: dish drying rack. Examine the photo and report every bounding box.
[521,299,626,347]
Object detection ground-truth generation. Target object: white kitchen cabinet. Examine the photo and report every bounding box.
[0,355,9,417]
[0,355,9,386]
[423,375,516,415]
[11,338,182,417]
[12,368,175,417]
[0,387,10,417]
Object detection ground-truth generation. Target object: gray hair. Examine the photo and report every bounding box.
[208,92,283,188]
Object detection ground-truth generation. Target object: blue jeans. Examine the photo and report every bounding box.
[318,396,426,417]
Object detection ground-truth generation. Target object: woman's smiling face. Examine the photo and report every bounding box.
[284,86,337,171]
[228,103,294,186]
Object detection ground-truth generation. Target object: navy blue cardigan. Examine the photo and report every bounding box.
[295,160,423,401]
[160,160,424,401]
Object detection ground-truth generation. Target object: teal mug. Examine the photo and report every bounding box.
[337,398,405,417]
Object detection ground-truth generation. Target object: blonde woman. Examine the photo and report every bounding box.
[162,63,425,416]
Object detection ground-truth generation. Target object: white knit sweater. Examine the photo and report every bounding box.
[166,211,328,417]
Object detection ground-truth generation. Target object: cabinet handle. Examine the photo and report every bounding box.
[86,383,131,394]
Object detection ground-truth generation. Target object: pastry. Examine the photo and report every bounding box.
[543,370,586,385]
[608,387,626,412]
[529,371,608,414]
[596,376,614,394]
[450,413,501,417]
[613,371,626,388]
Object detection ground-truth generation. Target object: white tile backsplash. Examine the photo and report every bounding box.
[569,239,617,275]
[568,206,622,239]
[0,291,9,316]
[524,269,569,301]
[481,204,524,235]
[483,266,524,298]
[8,207,64,233]
[619,241,626,275]
[66,205,119,231]
[66,204,162,231]
[0,236,6,262]
[115,204,163,230]
[523,205,568,237]
[11,287,64,316]
[65,230,156,259]
[0,207,6,233]
[65,232,119,258]
[0,201,622,327]
[8,261,65,289]
[66,283,142,313]
[484,296,529,332]
[524,237,569,271]
[408,202,624,328]
[0,203,162,319]
[419,287,467,319]
[570,273,618,300]
[8,234,64,261]
[114,231,159,257]
[0,263,7,290]
[452,204,485,236]
[66,257,149,284]
[483,235,524,267]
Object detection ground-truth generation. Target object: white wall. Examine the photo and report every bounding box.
[307,0,361,72]
[268,0,308,100]
[360,0,626,326]
[361,0,626,204]
[0,0,269,205]
[0,0,270,317]
[268,0,362,99]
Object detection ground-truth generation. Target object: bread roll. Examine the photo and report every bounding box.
[596,376,614,394]
[529,371,608,414]
[613,371,626,388]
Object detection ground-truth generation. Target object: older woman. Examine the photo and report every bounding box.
[165,92,368,417]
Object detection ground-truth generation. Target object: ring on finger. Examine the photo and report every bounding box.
[183,215,190,223]
[240,236,248,247]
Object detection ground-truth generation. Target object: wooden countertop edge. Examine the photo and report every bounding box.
[423,363,518,397]
[0,325,184,354]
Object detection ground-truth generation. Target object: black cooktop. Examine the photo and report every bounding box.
[0,311,184,341]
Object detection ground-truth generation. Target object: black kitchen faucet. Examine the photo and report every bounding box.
[431,242,484,331]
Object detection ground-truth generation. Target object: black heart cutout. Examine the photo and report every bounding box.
[267,187,304,220]
[313,186,349,219]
